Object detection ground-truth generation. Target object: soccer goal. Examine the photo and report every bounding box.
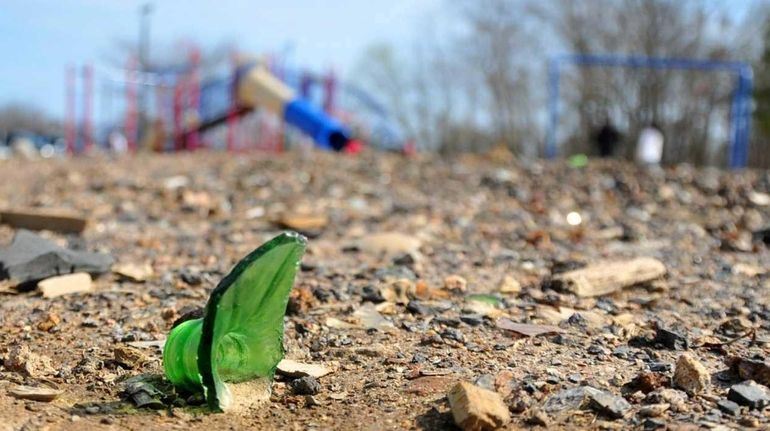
[545,53,753,168]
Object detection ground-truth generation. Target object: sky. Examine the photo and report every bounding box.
[0,0,442,120]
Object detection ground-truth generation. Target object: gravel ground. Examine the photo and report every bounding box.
[1,149,770,430]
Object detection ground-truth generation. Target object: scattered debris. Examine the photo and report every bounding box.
[627,372,670,393]
[277,359,334,379]
[447,381,511,431]
[552,257,666,297]
[4,345,55,377]
[37,311,61,331]
[0,208,87,234]
[353,302,396,332]
[290,376,321,395]
[0,230,112,286]
[38,272,93,298]
[672,353,710,395]
[496,318,563,337]
[122,374,170,409]
[112,262,154,282]
[727,380,770,409]
[8,385,62,402]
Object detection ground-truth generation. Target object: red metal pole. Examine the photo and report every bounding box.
[173,80,184,152]
[125,58,138,153]
[226,53,238,153]
[65,65,76,155]
[82,64,94,153]
[187,48,201,150]
[154,83,165,152]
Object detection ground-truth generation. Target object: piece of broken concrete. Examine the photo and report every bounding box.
[277,359,334,379]
[0,229,113,286]
[38,273,93,298]
[447,381,511,431]
[552,257,666,297]
[673,353,710,395]
[8,385,62,402]
[0,208,87,234]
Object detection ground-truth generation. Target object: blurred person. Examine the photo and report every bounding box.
[635,122,664,165]
[594,120,620,157]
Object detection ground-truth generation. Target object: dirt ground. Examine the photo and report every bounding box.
[2,149,770,430]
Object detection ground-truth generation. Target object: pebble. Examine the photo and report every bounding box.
[716,399,741,416]
[447,381,510,431]
[728,380,770,410]
[290,376,321,395]
[672,353,710,395]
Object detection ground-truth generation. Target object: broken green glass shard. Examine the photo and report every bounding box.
[163,232,307,411]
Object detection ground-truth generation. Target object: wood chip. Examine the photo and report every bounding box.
[553,257,666,297]
[8,385,62,402]
[113,262,154,282]
[496,318,564,337]
[276,359,334,378]
[447,381,511,431]
[0,209,87,234]
[274,214,329,233]
[356,232,421,256]
[38,272,93,298]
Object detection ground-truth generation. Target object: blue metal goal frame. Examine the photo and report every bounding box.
[545,53,753,168]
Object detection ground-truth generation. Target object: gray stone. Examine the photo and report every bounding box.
[586,387,631,419]
[717,399,741,416]
[473,374,495,391]
[654,326,689,350]
[290,376,321,395]
[728,380,770,410]
[0,230,113,285]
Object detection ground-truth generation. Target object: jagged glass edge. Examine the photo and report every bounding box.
[197,231,307,411]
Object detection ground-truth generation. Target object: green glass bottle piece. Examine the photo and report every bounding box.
[163,232,307,411]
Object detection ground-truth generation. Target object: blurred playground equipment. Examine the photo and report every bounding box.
[64,46,405,155]
[546,53,753,168]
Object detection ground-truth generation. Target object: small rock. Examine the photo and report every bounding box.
[8,385,62,402]
[728,380,770,409]
[277,359,333,379]
[460,314,484,326]
[638,403,669,418]
[654,326,689,350]
[739,416,760,428]
[628,371,670,393]
[716,399,741,416]
[37,312,61,332]
[447,381,511,431]
[113,262,154,282]
[474,374,495,391]
[642,418,666,430]
[290,376,321,395]
[0,230,112,285]
[543,387,592,413]
[673,353,710,395]
[357,232,421,257]
[586,388,631,419]
[38,273,93,298]
[726,356,770,387]
[444,275,468,293]
[113,345,149,369]
[498,276,521,294]
[526,409,549,427]
[5,345,55,377]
